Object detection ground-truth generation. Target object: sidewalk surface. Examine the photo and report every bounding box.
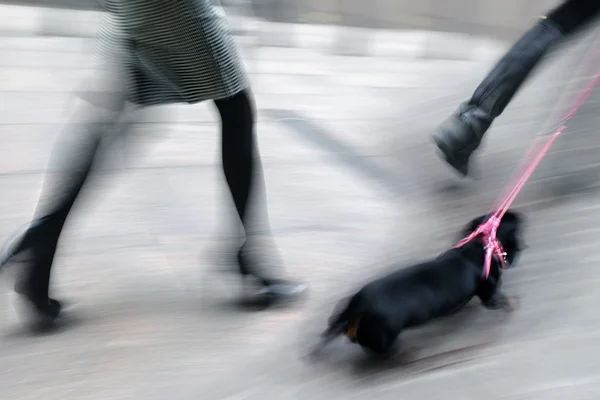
[2,26,600,400]
[0,4,506,60]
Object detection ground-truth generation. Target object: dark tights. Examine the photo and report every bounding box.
[215,90,256,226]
[27,89,262,299]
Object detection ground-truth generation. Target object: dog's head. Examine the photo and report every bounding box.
[348,315,398,357]
[462,209,526,266]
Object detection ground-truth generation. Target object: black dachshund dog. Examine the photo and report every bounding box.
[317,210,526,357]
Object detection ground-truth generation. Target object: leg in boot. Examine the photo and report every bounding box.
[433,18,563,176]
[1,98,126,326]
[214,89,306,305]
[434,0,600,176]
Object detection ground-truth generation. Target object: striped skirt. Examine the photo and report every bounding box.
[83,0,249,107]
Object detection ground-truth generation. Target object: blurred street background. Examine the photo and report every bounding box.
[3,0,600,399]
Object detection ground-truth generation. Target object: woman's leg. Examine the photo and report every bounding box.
[1,96,127,323]
[433,0,600,177]
[214,89,255,231]
[213,89,306,299]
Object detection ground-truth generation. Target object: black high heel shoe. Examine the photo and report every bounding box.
[1,218,64,325]
[237,243,307,307]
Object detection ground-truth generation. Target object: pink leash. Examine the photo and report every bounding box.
[455,42,600,280]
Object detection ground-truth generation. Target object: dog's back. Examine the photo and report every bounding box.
[359,250,480,328]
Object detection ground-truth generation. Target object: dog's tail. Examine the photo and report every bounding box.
[311,294,362,356]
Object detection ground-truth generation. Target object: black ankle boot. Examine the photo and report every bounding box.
[14,278,63,322]
[1,217,64,324]
[433,18,564,176]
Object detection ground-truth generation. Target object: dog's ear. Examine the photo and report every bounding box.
[497,211,528,256]
[497,211,526,238]
[500,210,526,226]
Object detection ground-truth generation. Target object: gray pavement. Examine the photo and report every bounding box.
[2,30,600,400]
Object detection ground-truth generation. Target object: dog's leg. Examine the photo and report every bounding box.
[477,276,518,312]
[481,291,518,312]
